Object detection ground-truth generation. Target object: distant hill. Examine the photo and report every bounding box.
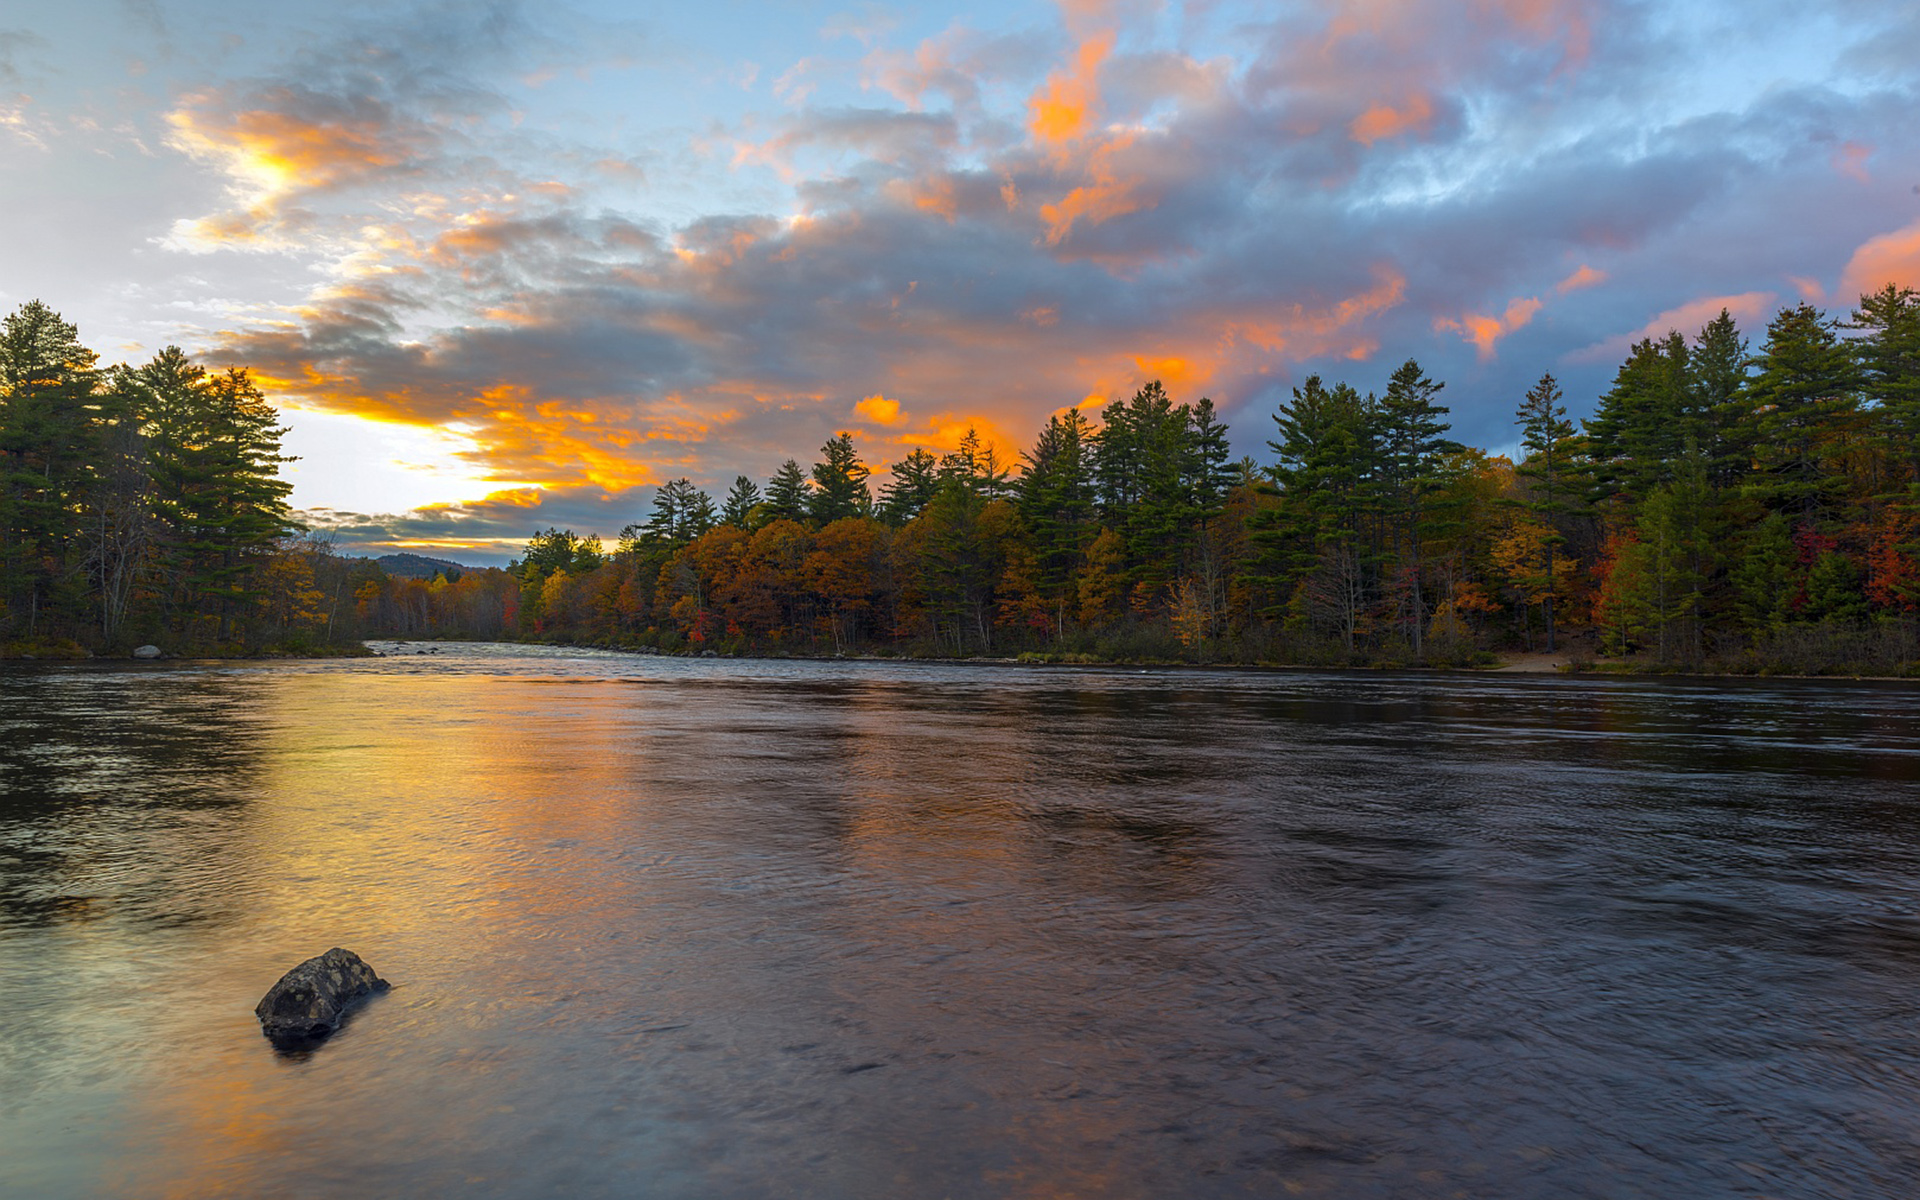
[374,552,471,580]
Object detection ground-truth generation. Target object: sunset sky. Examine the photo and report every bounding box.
[4,0,1918,562]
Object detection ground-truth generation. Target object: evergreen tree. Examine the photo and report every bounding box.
[143,360,298,640]
[1635,448,1713,663]
[1848,284,1920,487]
[0,301,101,636]
[938,428,1011,498]
[878,448,939,525]
[1014,408,1095,637]
[1584,332,1691,506]
[1513,371,1581,651]
[1377,359,1452,655]
[1690,309,1754,492]
[764,459,811,523]
[642,478,716,544]
[1744,303,1860,521]
[721,475,763,528]
[1732,511,1794,634]
[1249,375,1378,627]
[1185,395,1236,520]
[808,432,871,525]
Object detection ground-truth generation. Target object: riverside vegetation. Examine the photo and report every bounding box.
[7,287,1920,672]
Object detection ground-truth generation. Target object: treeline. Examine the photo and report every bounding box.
[355,283,1920,674]
[0,301,374,656]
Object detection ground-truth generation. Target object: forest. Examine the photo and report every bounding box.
[0,301,372,657]
[6,285,1918,672]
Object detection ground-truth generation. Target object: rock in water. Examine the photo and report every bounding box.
[132,645,161,659]
[255,948,389,1047]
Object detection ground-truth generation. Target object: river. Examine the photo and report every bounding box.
[3,644,1919,1198]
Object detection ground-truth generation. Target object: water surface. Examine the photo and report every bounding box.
[4,645,1919,1198]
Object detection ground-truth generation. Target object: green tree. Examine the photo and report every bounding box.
[1732,511,1794,635]
[0,300,101,636]
[1377,359,1452,655]
[640,478,716,544]
[1249,375,1379,632]
[143,358,298,641]
[1513,371,1581,651]
[1635,450,1713,663]
[1744,303,1859,521]
[1690,309,1754,492]
[1848,284,1920,488]
[764,459,811,524]
[808,432,871,525]
[519,528,603,576]
[878,448,940,525]
[1014,408,1095,637]
[720,475,763,528]
[1584,332,1690,507]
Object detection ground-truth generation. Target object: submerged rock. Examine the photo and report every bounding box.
[132,645,161,659]
[255,948,389,1047]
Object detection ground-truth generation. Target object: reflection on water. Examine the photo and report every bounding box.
[4,646,1920,1198]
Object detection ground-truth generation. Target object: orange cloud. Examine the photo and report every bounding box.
[1554,264,1606,294]
[1839,218,1920,302]
[1570,291,1776,363]
[163,91,430,249]
[1435,295,1543,360]
[1223,267,1407,356]
[1028,31,1113,146]
[1130,355,1211,392]
[1037,130,1148,245]
[855,394,906,426]
[1350,92,1434,145]
[1788,275,1825,302]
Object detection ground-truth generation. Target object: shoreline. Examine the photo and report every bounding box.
[4,637,1911,684]
[366,637,1920,685]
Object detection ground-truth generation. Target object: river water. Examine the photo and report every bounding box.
[3,645,1919,1198]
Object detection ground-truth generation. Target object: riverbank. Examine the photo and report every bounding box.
[371,634,1917,682]
[0,638,373,661]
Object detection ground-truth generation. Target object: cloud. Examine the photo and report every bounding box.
[1569,291,1776,364]
[101,0,1918,555]
[854,393,905,426]
[1839,218,1920,302]
[1555,265,1606,294]
[1435,295,1544,360]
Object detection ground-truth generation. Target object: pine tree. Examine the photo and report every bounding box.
[1014,408,1094,637]
[144,359,297,641]
[878,448,939,525]
[1513,371,1580,651]
[643,478,716,544]
[1377,359,1452,655]
[1744,303,1860,522]
[1584,332,1691,506]
[0,301,101,636]
[1249,375,1379,624]
[808,432,871,525]
[1690,309,1753,492]
[721,475,763,528]
[764,459,811,523]
[1848,284,1920,488]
